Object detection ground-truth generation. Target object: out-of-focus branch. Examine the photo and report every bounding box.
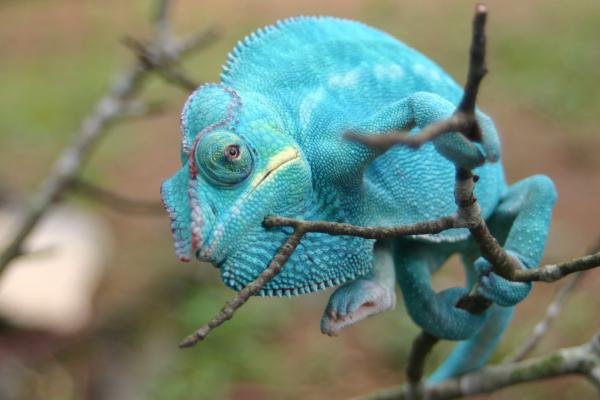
[0,0,217,274]
[505,272,584,363]
[122,36,200,91]
[154,0,172,48]
[70,178,165,216]
[354,330,600,400]
[506,238,600,363]
[171,27,220,57]
[0,64,147,274]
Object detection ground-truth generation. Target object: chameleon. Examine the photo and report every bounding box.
[160,16,557,381]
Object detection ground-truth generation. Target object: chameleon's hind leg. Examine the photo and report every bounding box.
[430,176,556,380]
[393,238,487,341]
[474,175,557,306]
[320,240,396,336]
[428,250,514,382]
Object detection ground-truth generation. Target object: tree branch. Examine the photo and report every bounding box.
[263,215,464,239]
[353,330,600,400]
[0,64,147,274]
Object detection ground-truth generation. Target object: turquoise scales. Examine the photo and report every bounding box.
[161,17,557,382]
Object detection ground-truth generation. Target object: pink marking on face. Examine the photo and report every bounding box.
[183,84,244,259]
[182,84,242,158]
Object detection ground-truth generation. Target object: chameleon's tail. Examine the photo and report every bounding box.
[428,304,514,383]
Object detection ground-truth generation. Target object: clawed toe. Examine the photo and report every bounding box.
[320,280,395,336]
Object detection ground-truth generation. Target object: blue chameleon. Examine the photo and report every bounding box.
[161,16,557,381]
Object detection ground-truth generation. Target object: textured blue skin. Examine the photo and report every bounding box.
[161,17,557,381]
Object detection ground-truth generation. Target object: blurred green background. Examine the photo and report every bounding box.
[0,0,599,399]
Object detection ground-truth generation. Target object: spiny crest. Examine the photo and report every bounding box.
[180,83,242,158]
[220,16,366,85]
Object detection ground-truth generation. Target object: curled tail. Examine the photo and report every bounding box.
[428,304,514,383]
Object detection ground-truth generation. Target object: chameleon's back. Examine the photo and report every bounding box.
[221,16,505,239]
[222,16,464,133]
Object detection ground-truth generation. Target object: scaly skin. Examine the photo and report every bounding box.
[161,17,557,381]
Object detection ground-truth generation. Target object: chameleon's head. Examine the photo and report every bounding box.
[161,84,314,290]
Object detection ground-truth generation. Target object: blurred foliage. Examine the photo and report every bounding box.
[0,1,599,399]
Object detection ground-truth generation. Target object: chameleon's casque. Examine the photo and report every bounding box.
[161,16,556,382]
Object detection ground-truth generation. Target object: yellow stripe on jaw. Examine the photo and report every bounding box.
[250,147,300,189]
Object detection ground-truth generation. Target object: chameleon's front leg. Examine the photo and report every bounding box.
[320,241,396,336]
[351,92,501,170]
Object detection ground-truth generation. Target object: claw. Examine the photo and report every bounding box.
[320,279,396,336]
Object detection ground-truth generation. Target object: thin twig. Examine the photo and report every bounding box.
[353,330,600,400]
[179,229,306,348]
[344,114,468,151]
[263,215,464,239]
[399,5,492,390]
[510,252,600,282]
[70,178,165,216]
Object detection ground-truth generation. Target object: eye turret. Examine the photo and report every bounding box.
[194,131,254,186]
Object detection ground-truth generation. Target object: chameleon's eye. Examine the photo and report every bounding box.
[195,131,254,186]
